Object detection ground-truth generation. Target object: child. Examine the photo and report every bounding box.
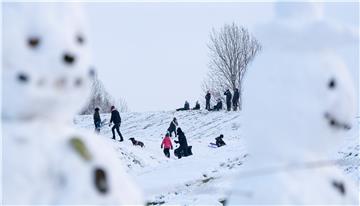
[215,134,226,147]
[161,133,173,158]
[93,108,101,133]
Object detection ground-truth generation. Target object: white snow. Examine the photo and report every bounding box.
[227,29,359,206]
[2,2,359,205]
[74,109,359,205]
[75,110,247,204]
[2,3,143,205]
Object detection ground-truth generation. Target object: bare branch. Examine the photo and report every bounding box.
[203,23,261,110]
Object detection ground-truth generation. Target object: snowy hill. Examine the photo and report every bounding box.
[74,110,359,205]
[75,110,246,204]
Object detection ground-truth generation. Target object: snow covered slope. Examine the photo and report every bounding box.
[75,110,247,204]
[75,110,359,205]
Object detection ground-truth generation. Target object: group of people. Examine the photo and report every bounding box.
[205,88,240,111]
[94,108,193,159]
[94,107,227,159]
[93,106,124,141]
[161,117,192,159]
[176,101,200,111]
[175,89,240,113]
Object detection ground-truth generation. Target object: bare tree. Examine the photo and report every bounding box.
[81,72,129,114]
[203,23,261,110]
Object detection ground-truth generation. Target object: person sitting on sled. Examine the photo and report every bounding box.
[215,134,226,147]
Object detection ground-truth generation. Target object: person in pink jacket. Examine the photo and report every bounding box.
[161,133,173,158]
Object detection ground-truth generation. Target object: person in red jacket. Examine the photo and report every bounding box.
[161,133,173,158]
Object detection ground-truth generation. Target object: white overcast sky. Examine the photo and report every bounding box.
[84,2,359,112]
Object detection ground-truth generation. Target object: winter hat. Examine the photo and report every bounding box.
[110,106,115,111]
[95,107,99,111]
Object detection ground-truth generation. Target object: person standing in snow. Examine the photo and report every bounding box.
[205,91,211,110]
[224,89,232,111]
[192,101,200,110]
[174,127,189,157]
[161,133,173,158]
[176,101,190,111]
[232,88,240,111]
[167,117,178,137]
[109,106,124,142]
[93,107,101,133]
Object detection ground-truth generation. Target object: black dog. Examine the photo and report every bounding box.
[129,138,145,148]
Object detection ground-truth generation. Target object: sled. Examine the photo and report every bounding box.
[208,143,218,148]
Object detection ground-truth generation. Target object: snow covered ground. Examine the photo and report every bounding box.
[75,110,246,204]
[74,110,359,205]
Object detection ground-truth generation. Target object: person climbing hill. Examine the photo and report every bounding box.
[161,133,173,158]
[167,117,178,137]
[109,106,124,142]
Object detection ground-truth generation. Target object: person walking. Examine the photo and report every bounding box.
[233,88,240,111]
[167,117,178,137]
[93,107,101,133]
[205,91,211,110]
[161,133,173,158]
[224,89,232,111]
[109,106,124,141]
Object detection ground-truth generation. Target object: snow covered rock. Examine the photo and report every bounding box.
[2,3,143,204]
[228,51,358,204]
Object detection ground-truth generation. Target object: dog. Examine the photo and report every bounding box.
[129,138,145,148]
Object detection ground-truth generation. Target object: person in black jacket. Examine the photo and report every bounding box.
[224,89,232,111]
[167,117,178,137]
[93,107,101,133]
[205,91,211,110]
[215,134,226,147]
[192,101,200,110]
[176,101,190,111]
[211,99,223,111]
[109,106,124,141]
[174,127,189,158]
[232,88,240,111]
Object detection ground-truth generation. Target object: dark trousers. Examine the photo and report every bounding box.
[233,101,238,111]
[168,128,177,137]
[226,101,231,111]
[206,100,210,110]
[112,123,123,141]
[94,121,101,133]
[163,148,170,158]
